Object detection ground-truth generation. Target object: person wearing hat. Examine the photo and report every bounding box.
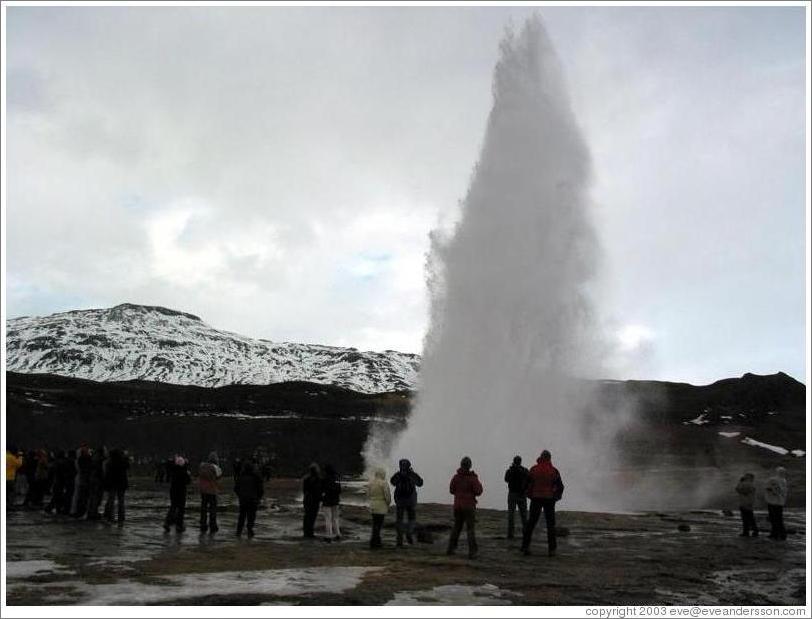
[521,450,564,557]
[446,456,483,559]
[390,458,424,547]
[504,455,529,539]
[164,455,192,533]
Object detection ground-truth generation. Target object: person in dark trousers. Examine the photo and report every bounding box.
[321,464,342,540]
[390,458,424,547]
[446,456,484,559]
[164,456,192,533]
[154,458,166,483]
[235,460,264,538]
[22,449,38,508]
[198,451,223,535]
[521,450,564,557]
[60,450,76,515]
[735,472,758,537]
[367,467,391,549]
[504,455,529,539]
[45,451,71,515]
[302,463,322,538]
[764,466,788,540]
[103,448,129,525]
[86,446,107,520]
[72,444,93,517]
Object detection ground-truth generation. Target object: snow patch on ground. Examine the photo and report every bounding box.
[718,432,741,438]
[386,583,522,605]
[740,437,789,455]
[684,413,710,426]
[790,450,805,457]
[6,566,378,605]
[5,559,73,579]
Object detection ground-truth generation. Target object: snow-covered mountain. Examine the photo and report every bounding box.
[5,303,421,393]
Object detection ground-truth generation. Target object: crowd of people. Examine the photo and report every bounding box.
[5,445,793,557]
[5,444,130,523]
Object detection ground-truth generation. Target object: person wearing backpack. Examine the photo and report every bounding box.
[390,458,424,547]
[504,455,529,539]
[521,450,564,557]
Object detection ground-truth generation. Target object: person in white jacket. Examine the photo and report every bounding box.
[763,466,788,540]
[367,468,392,549]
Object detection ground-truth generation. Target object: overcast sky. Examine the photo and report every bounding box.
[4,5,807,384]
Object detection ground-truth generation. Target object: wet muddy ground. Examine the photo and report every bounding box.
[5,478,806,606]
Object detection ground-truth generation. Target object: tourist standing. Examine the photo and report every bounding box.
[446,456,483,559]
[302,463,322,538]
[390,459,424,547]
[504,455,529,539]
[103,448,130,525]
[321,464,342,541]
[367,467,391,549]
[735,472,759,537]
[198,452,223,535]
[235,460,264,538]
[764,466,788,540]
[521,450,564,557]
[164,456,192,533]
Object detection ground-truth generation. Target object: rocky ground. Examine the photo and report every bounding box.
[5,478,806,606]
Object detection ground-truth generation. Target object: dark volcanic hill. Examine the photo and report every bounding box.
[5,370,805,488]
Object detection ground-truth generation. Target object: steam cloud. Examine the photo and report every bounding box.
[366,15,628,509]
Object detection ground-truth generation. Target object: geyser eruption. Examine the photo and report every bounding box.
[372,16,619,509]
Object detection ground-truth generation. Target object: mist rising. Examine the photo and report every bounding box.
[366,15,623,509]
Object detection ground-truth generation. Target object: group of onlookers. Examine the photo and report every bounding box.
[735,466,789,540]
[6,444,130,524]
[6,445,793,555]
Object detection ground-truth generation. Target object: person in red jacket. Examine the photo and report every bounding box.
[446,456,484,559]
[521,450,564,557]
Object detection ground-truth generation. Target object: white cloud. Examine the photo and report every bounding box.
[4,7,806,380]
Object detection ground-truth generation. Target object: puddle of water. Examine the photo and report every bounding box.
[386,583,522,606]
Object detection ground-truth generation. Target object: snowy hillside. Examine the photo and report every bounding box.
[5,303,421,393]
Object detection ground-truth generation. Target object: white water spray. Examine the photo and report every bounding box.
[367,16,622,509]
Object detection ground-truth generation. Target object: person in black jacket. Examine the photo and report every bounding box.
[71,445,93,517]
[301,463,322,538]
[504,455,529,539]
[321,464,342,540]
[235,460,264,538]
[390,458,424,547]
[103,448,130,525]
[164,456,192,533]
[45,451,70,515]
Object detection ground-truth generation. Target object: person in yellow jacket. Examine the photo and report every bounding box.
[367,467,392,549]
[6,448,23,508]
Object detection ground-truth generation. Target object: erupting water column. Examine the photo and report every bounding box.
[374,16,618,509]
